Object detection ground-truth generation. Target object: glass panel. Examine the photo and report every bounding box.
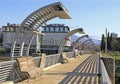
[55,27,59,32]
[46,27,49,32]
[50,27,54,32]
[42,27,45,32]
[65,27,68,32]
[60,27,63,32]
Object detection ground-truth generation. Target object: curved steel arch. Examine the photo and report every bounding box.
[20,2,71,31]
[83,42,94,50]
[83,42,95,52]
[83,44,94,53]
[76,35,89,43]
[80,39,95,54]
[58,28,85,53]
[81,39,95,51]
[65,28,85,39]
[83,40,94,45]
[82,39,94,46]
[10,2,71,60]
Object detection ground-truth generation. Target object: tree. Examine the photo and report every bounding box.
[109,33,113,50]
[107,32,110,50]
[111,38,118,51]
[101,34,105,51]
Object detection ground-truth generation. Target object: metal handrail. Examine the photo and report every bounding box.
[101,60,112,84]
[99,52,112,84]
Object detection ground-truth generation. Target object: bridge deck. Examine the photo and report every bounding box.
[18,54,99,84]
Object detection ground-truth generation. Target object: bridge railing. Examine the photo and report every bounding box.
[0,51,75,83]
[99,52,112,84]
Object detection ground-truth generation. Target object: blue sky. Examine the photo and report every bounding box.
[0,0,120,39]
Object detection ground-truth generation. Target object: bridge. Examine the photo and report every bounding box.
[0,2,114,84]
[0,52,113,84]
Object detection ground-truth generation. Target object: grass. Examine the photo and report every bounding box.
[0,56,9,62]
[116,56,120,60]
[0,48,5,50]
[102,52,120,59]
[102,52,120,66]
[0,48,10,62]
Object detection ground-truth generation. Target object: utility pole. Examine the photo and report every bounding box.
[105,28,107,54]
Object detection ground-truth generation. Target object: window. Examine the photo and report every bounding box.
[55,27,59,32]
[50,27,54,32]
[46,27,49,32]
[42,27,45,32]
[60,27,64,32]
[65,27,68,32]
[10,27,13,31]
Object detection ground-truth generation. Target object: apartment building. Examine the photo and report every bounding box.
[41,24,71,53]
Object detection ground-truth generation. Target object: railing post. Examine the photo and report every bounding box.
[39,53,46,69]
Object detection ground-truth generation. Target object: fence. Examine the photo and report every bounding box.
[0,51,75,83]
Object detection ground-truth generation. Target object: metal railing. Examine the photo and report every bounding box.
[99,52,112,84]
[0,51,75,83]
[101,60,112,84]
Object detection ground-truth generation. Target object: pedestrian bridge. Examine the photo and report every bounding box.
[0,2,113,84]
[0,52,112,84]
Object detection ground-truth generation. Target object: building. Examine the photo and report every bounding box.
[2,23,38,49]
[0,27,4,39]
[2,23,19,32]
[41,24,71,54]
[111,33,118,38]
[2,23,19,48]
[1,23,72,54]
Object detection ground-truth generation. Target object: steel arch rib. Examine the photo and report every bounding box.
[76,35,89,43]
[65,28,84,39]
[10,2,71,60]
[20,2,71,30]
[58,28,84,53]
[81,39,94,47]
[81,39,95,50]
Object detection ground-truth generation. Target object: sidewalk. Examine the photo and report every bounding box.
[18,54,98,84]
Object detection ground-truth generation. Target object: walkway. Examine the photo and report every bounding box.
[18,54,99,84]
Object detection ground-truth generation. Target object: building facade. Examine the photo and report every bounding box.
[111,33,118,38]
[41,24,71,54]
[2,23,38,49]
[2,23,19,48]
[2,23,72,54]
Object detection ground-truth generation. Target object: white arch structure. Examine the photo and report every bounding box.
[81,39,95,51]
[74,35,89,49]
[79,39,95,53]
[76,35,89,43]
[83,43,94,53]
[58,28,85,53]
[10,2,71,60]
[83,41,94,49]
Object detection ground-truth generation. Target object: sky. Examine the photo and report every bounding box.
[0,0,120,40]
